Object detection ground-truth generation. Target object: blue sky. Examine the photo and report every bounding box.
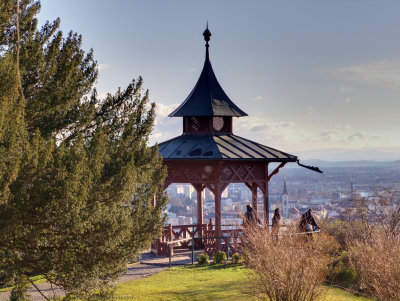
[39,0,400,161]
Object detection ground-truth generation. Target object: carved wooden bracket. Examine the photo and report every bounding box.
[267,162,286,181]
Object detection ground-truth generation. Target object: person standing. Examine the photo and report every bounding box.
[244,204,260,226]
[271,208,281,236]
[296,208,320,233]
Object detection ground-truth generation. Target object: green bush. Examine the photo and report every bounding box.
[231,253,241,264]
[212,251,227,264]
[321,220,366,251]
[327,251,359,288]
[197,253,209,265]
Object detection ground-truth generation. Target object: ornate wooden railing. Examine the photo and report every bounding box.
[153,220,322,257]
[152,220,244,257]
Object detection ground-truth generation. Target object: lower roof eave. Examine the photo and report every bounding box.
[161,157,298,163]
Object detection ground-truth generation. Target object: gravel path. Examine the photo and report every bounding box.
[0,250,202,301]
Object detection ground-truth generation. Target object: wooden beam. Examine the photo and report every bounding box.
[264,163,269,228]
[264,182,269,229]
[215,183,222,237]
[267,162,286,181]
[197,189,203,235]
[205,184,216,195]
[251,183,258,212]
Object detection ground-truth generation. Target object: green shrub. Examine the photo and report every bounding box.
[327,251,359,288]
[231,252,241,264]
[197,253,209,265]
[212,251,227,264]
[321,220,366,251]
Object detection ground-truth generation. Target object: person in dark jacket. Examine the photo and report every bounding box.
[271,208,281,236]
[298,208,320,233]
[244,205,260,225]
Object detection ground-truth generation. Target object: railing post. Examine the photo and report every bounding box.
[192,237,194,265]
[168,223,173,241]
[227,237,230,261]
[169,244,172,268]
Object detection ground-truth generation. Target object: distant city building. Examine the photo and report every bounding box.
[282,177,289,218]
[270,178,290,218]
[228,188,241,201]
[178,216,192,225]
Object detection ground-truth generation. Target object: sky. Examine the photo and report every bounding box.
[38,0,400,161]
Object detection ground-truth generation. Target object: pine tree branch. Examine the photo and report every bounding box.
[15,0,26,104]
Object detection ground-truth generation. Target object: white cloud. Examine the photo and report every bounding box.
[97,92,108,99]
[307,107,319,116]
[345,97,351,103]
[98,63,109,71]
[347,131,381,142]
[155,103,179,120]
[235,115,306,151]
[298,147,400,161]
[252,95,263,101]
[148,103,181,145]
[151,132,163,139]
[339,85,352,93]
[339,124,353,130]
[335,60,400,88]
[235,114,386,152]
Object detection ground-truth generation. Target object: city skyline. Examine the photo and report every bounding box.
[39,0,400,161]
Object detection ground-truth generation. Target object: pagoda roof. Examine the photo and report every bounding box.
[157,134,297,162]
[169,27,247,117]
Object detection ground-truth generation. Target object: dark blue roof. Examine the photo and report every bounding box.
[157,134,297,162]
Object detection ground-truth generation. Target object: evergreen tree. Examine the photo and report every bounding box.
[0,1,167,299]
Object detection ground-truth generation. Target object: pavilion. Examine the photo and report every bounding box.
[154,26,320,256]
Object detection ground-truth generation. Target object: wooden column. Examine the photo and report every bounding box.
[214,183,222,250]
[193,184,204,225]
[264,163,270,228]
[197,187,203,226]
[215,184,222,235]
[251,183,258,212]
[264,184,269,228]
[193,184,205,238]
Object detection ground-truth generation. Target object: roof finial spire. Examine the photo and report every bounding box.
[203,23,211,61]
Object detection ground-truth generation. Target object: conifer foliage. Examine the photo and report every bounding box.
[0,1,167,299]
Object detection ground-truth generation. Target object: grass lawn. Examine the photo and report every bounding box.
[115,265,373,301]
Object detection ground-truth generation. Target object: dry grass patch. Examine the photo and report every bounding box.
[349,230,400,301]
[242,224,338,301]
